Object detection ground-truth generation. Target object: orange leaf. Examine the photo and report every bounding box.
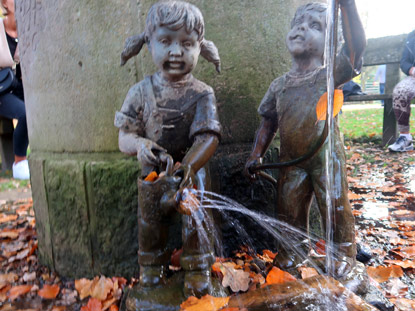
[383,260,415,269]
[7,284,32,301]
[315,239,326,255]
[52,306,67,311]
[109,305,119,311]
[81,297,102,311]
[144,171,158,182]
[266,267,296,285]
[0,214,18,224]
[366,265,403,283]
[262,249,277,260]
[315,90,344,121]
[75,278,93,300]
[180,295,230,311]
[38,284,60,299]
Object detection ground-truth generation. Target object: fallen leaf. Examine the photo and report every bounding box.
[0,229,19,239]
[366,265,403,283]
[383,260,415,269]
[7,284,32,301]
[266,267,296,285]
[385,278,408,297]
[316,90,344,121]
[109,306,119,311]
[0,273,18,285]
[298,267,319,279]
[75,278,93,300]
[91,276,113,301]
[222,266,250,292]
[262,249,277,260]
[180,295,230,311]
[102,297,117,310]
[38,284,60,299]
[0,214,18,224]
[51,306,67,311]
[81,297,102,311]
[144,171,158,182]
[22,271,37,282]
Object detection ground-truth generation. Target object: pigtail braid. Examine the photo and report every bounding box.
[201,39,221,73]
[120,32,146,66]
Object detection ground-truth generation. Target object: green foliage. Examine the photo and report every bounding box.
[339,106,415,143]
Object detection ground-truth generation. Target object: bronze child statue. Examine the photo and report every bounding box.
[114,0,221,299]
[245,0,366,276]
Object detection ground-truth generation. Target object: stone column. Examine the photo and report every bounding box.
[16,0,314,278]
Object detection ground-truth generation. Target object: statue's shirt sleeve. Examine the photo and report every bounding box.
[114,82,146,136]
[258,77,282,120]
[189,89,222,140]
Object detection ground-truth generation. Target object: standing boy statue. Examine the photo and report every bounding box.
[245,1,366,276]
[114,1,221,298]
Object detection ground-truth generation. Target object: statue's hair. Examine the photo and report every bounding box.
[120,1,221,72]
[145,1,205,42]
[291,2,327,28]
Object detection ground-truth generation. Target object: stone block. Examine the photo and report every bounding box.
[28,155,53,268]
[44,159,93,278]
[86,159,140,277]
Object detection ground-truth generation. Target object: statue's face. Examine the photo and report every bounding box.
[149,25,201,81]
[286,10,326,60]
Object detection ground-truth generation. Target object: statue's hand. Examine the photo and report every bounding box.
[174,164,197,190]
[136,138,166,167]
[244,156,261,182]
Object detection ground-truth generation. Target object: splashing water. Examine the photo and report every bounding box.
[180,189,359,310]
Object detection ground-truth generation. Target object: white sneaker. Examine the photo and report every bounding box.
[388,135,414,152]
[12,160,30,180]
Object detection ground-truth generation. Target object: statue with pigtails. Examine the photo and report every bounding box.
[114,0,221,304]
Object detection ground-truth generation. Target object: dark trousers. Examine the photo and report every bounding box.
[0,92,28,157]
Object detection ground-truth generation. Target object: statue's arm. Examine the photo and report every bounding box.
[339,0,366,67]
[244,117,278,180]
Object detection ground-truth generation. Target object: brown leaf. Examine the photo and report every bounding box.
[266,267,296,285]
[109,306,119,311]
[102,297,117,310]
[7,284,32,301]
[366,265,403,283]
[52,306,67,311]
[222,265,250,292]
[0,273,18,285]
[91,276,113,301]
[298,267,319,279]
[262,249,277,260]
[0,284,11,303]
[0,214,18,224]
[81,297,102,311]
[180,295,230,311]
[0,229,19,239]
[75,278,93,300]
[38,284,60,299]
[383,260,415,269]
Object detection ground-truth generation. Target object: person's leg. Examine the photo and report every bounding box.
[0,93,29,179]
[389,77,415,152]
[0,93,29,158]
[379,83,385,106]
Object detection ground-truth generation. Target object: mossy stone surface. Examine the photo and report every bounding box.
[86,159,139,277]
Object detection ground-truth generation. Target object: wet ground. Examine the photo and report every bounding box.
[1,142,415,310]
[347,142,415,309]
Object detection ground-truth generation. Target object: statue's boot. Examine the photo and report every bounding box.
[139,265,167,287]
[183,270,212,298]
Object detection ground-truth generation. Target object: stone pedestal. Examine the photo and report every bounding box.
[16,0,316,277]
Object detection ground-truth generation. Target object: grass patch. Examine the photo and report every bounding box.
[339,106,415,143]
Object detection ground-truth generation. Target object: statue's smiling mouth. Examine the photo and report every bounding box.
[164,61,185,70]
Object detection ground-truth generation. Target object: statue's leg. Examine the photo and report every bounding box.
[274,166,313,271]
[137,177,174,287]
[312,148,356,277]
[180,168,215,297]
